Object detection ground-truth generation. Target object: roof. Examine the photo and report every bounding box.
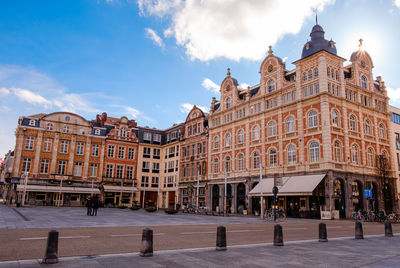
[301,24,337,59]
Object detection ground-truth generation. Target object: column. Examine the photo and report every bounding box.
[32,131,43,175]
[50,133,60,174]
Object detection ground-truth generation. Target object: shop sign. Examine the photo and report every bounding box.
[321,211,332,220]
[364,189,372,198]
[11,178,19,183]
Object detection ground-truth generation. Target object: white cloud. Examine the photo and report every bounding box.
[13,87,51,107]
[240,83,250,89]
[395,0,400,8]
[202,78,220,94]
[145,28,165,48]
[0,88,10,95]
[138,0,334,61]
[388,87,400,106]
[179,103,208,114]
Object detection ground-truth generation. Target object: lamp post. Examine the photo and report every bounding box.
[196,170,200,212]
[58,177,63,207]
[21,172,28,206]
[119,178,123,206]
[259,165,264,220]
[224,170,227,216]
[174,174,178,210]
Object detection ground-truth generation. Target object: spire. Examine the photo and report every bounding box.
[358,38,363,50]
[227,68,231,76]
[268,45,273,56]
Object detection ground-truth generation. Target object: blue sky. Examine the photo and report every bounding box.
[1,0,400,157]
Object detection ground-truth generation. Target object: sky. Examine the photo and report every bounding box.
[1,0,400,157]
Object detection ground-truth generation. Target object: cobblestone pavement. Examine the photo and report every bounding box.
[0,205,317,229]
[0,235,399,267]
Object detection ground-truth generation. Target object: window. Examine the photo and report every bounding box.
[202,142,206,154]
[269,148,277,167]
[287,144,296,165]
[367,147,375,167]
[379,124,385,139]
[268,121,276,137]
[226,97,231,109]
[253,151,260,169]
[309,85,314,96]
[43,138,52,152]
[76,142,84,155]
[74,162,82,177]
[349,115,357,131]
[90,163,98,178]
[57,160,67,175]
[213,158,219,173]
[238,154,244,171]
[142,161,150,172]
[268,79,275,93]
[143,147,151,158]
[286,116,295,133]
[197,143,201,154]
[106,164,114,178]
[252,125,260,140]
[28,119,35,126]
[128,148,135,160]
[94,129,101,135]
[22,158,31,173]
[46,123,53,131]
[152,162,159,173]
[331,109,339,127]
[40,159,49,174]
[116,165,124,179]
[396,133,400,150]
[25,136,34,150]
[107,145,115,158]
[143,132,151,141]
[225,133,231,146]
[60,140,69,154]
[365,120,371,135]
[63,125,70,133]
[126,166,134,180]
[308,110,318,128]
[351,144,360,164]
[238,129,244,144]
[120,127,127,137]
[303,73,307,82]
[118,147,125,159]
[315,83,319,93]
[308,70,312,80]
[214,136,219,149]
[361,76,367,89]
[225,156,231,172]
[153,134,161,142]
[92,144,99,157]
[151,177,159,187]
[333,141,342,162]
[314,68,319,77]
[192,144,195,156]
[141,176,149,187]
[309,142,320,163]
[327,68,330,77]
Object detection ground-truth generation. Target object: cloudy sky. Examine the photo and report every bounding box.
[1,0,400,157]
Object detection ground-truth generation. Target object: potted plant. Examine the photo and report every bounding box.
[130,201,141,210]
[145,201,157,212]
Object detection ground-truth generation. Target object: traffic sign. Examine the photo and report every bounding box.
[364,189,372,198]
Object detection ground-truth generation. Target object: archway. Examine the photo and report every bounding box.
[227,184,232,213]
[333,178,346,219]
[212,185,219,212]
[351,180,363,211]
[366,182,379,212]
[237,183,246,213]
[251,182,260,214]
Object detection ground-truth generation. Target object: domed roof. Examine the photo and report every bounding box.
[301,24,337,59]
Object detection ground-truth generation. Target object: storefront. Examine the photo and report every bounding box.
[102,185,138,207]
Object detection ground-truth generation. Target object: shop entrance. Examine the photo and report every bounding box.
[236,183,246,213]
[251,182,260,215]
[212,185,219,212]
[286,196,300,217]
[333,178,346,219]
[352,181,363,211]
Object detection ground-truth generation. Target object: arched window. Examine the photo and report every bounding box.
[367,147,375,167]
[308,110,318,128]
[379,123,385,139]
[237,129,244,144]
[365,119,371,135]
[225,156,231,172]
[349,114,357,131]
[331,109,339,127]
[335,71,338,80]
[303,73,307,82]
[268,79,275,93]
[314,68,319,77]
[237,153,244,171]
[226,97,231,109]
[327,67,330,77]
[214,136,219,149]
[268,121,276,137]
[361,76,367,89]
[287,144,296,165]
[253,151,260,169]
[334,140,342,162]
[225,133,231,147]
[352,144,360,164]
[46,123,53,131]
[308,70,312,80]
[309,141,320,163]
[213,158,219,173]
[269,148,277,167]
[252,125,260,141]
[286,116,295,133]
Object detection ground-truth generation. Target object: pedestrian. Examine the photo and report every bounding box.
[86,196,92,216]
[90,196,95,216]
[93,195,99,216]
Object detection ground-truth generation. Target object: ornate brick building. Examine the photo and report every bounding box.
[207,23,396,218]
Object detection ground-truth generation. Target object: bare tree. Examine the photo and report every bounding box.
[376,154,393,213]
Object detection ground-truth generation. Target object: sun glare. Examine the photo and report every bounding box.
[341,30,383,65]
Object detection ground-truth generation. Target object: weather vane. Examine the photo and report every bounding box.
[359,38,363,49]
[313,4,321,24]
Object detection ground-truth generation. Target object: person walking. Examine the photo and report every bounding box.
[93,195,99,216]
[86,196,92,216]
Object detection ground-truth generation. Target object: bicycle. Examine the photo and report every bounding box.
[264,209,286,222]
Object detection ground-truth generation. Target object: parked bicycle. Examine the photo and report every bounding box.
[264,208,286,222]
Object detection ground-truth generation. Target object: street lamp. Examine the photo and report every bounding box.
[21,172,28,206]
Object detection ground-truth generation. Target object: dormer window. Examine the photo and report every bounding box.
[63,125,69,133]
[94,129,101,135]
[226,97,231,109]
[29,119,35,126]
[120,127,127,137]
[46,123,53,131]
[361,76,367,89]
[268,79,275,93]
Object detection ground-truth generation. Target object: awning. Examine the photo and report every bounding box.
[103,185,138,193]
[249,174,326,197]
[17,185,100,194]
[207,180,246,185]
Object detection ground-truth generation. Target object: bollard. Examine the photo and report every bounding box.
[385,220,393,237]
[216,226,227,251]
[42,230,59,264]
[318,222,328,242]
[273,224,284,246]
[355,221,364,239]
[140,228,153,257]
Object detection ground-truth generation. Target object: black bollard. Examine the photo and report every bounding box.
[42,230,59,264]
[385,220,393,237]
[355,221,364,239]
[216,226,227,251]
[140,228,153,257]
[273,224,284,246]
[319,222,328,242]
